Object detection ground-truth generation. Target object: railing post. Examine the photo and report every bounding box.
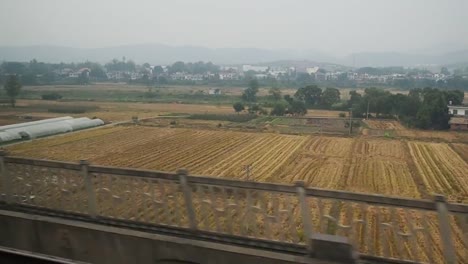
[295,181,314,256]
[434,194,456,264]
[81,160,97,218]
[178,169,197,230]
[0,150,11,204]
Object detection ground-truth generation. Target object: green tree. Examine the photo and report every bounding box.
[415,106,432,129]
[295,72,313,86]
[158,76,168,84]
[169,61,186,73]
[440,67,450,75]
[287,100,307,116]
[320,87,341,109]
[247,104,262,114]
[21,73,38,85]
[283,94,294,104]
[86,63,107,80]
[270,103,286,116]
[153,66,164,75]
[347,90,362,108]
[444,90,464,105]
[77,71,90,85]
[269,87,282,101]
[233,102,245,113]
[4,75,22,107]
[242,79,259,102]
[1,62,26,75]
[105,59,136,72]
[294,85,322,107]
[415,88,450,129]
[361,87,392,117]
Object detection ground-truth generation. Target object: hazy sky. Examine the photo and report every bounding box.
[1,0,467,55]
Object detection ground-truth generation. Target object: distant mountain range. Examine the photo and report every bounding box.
[341,50,468,68]
[1,44,468,68]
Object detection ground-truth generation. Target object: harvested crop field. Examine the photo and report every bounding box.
[8,126,307,182]
[396,129,468,143]
[364,120,406,130]
[451,143,468,162]
[6,125,468,263]
[14,99,235,122]
[408,142,468,203]
[362,119,468,143]
[7,125,468,202]
[345,139,421,198]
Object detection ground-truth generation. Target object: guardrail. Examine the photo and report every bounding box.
[0,151,467,264]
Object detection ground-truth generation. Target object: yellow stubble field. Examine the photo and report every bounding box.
[7,125,468,201]
[6,125,468,262]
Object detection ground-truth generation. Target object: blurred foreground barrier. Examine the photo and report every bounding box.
[0,151,467,264]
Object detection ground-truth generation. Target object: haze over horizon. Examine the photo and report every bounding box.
[1,0,468,57]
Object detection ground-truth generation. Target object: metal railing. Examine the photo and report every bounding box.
[0,152,467,264]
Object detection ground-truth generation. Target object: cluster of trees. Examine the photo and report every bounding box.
[234,78,463,130]
[347,87,464,129]
[166,61,219,74]
[234,80,268,115]
[293,66,468,90]
[104,58,136,72]
[2,75,22,107]
[355,66,435,76]
[0,60,108,85]
[293,85,340,109]
[390,77,468,91]
[233,80,311,116]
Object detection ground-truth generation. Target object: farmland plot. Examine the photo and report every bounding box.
[8,126,307,181]
[408,142,468,203]
[364,120,406,130]
[275,137,353,188]
[451,143,468,162]
[346,139,421,198]
[8,126,467,201]
[6,126,468,263]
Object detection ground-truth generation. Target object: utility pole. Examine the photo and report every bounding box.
[319,119,322,136]
[366,100,370,120]
[244,164,252,180]
[349,108,353,135]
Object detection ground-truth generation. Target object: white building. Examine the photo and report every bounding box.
[220,66,239,72]
[254,73,268,79]
[448,105,468,116]
[185,74,204,81]
[306,67,319,75]
[208,88,221,95]
[242,65,269,73]
[219,72,238,80]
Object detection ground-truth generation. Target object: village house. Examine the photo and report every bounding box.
[68,68,90,78]
[306,67,319,75]
[448,105,468,130]
[184,74,204,81]
[218,72,239,80]
[242,65,269,73]
[448,105,468,116]
[208,88,221,95]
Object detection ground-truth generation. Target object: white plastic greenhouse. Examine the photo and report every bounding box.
[64,117,104,131]
[0,116,104,143]
[0,116,73,130]
[0,131,22,142]
[11,122,74,139]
